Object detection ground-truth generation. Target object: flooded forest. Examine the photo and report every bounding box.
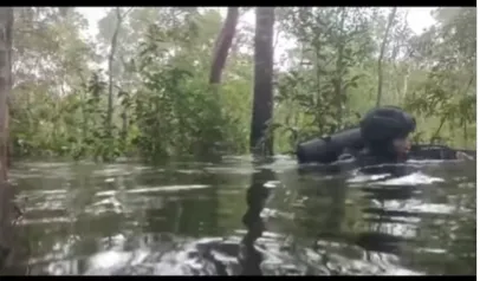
[0,7,476,275]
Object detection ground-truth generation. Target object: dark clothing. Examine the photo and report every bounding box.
[297,144,473,177]
[409,144,475,160]
[352,144,466,165]
[333,144,468,173]
[356,144,474,178]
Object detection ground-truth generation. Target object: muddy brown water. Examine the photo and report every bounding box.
[1,156,476,275]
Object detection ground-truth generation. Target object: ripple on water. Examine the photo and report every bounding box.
[5,158,476,275]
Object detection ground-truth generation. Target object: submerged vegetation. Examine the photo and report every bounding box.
[8,7,476,162]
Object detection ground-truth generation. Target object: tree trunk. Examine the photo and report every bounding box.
[462,75,474,147]
[106,8,122,137]
[334,7,346,129]
[250,7,275,156]
[207,8,238,157]
[209,7,239,85]
[0,7,14,271]
[394,11,409,104]
[389,32,399,104]
[402,65,410,101]
[106,8,132,137]
[376,7,397,107]
[0,8,11,181]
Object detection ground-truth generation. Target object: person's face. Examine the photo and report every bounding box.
[392,137,411,155]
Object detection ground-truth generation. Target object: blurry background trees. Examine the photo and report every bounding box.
[8,7,476,162]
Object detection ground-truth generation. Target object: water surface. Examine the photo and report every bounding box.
[2,156,476,275]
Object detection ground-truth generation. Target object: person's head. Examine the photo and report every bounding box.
[360,106,416,160]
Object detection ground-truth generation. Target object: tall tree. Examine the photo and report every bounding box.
[209,7,239,85]
[250,7,275,156]
[106,7,132,137]
[0,8,12,182]
[376,7,397,107]
[0,7,13,270]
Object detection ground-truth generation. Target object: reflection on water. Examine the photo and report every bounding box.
[0,156,476,275]
[239,165,274,275]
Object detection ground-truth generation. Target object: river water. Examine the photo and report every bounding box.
[1,156,476,275]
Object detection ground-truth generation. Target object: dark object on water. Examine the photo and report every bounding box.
[360,106,416,162]
[410,144,475,160]
[296,128,364,164]
[360,106,416,144]
[297,106,417,164]
[296,106,473,164]
[297,138,474,164]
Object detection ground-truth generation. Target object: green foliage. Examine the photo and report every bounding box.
[404,8,476,147]
[272,7,475,152]
[11,8,251,163]
[9,7,476,163]
[273,7,377,151]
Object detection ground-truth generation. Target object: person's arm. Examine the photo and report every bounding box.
[456,150,475,161]
[409,144,475,160]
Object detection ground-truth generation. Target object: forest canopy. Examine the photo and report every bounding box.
[9,7,476,162]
